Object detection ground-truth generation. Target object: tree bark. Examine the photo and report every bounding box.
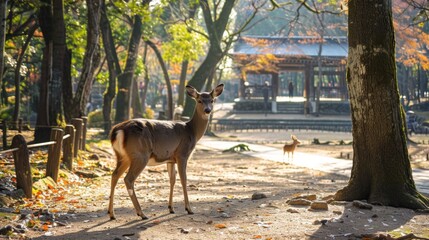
[100,0,121,132]
[182,0,236,116]
[67,0,101,119]
[114,15,143,123]
[145,39,173,120]
[131,76,143,118]
[141,43,149,113]
[0,0,7,101]
[34,0,53,143]
[48,0,67,126]
[334,0,428,209]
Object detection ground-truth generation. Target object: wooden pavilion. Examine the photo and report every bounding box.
[231,36,349,114]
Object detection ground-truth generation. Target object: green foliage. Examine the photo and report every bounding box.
[88,109,104,128]
[143,107,155,119]
[0,107,13,121]
[64,2,88,77]
[162,21,207,64]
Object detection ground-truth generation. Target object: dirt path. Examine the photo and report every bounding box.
[1,140,428,239]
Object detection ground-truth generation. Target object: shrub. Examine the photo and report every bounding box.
[88,109,104,128]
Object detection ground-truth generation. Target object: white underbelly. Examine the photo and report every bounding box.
[147,157,175,166]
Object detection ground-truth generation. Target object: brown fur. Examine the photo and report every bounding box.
[283,135,301,159]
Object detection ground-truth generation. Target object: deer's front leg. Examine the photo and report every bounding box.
[177,159,193,214]
[167,162,176,214]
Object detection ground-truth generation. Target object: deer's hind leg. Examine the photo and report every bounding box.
[108,154,130,220]
[124,154,149,220]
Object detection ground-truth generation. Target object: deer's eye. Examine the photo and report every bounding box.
[198,100,202,103]
[211,100,214,103]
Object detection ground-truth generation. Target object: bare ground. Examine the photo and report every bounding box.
[0,130,429,239]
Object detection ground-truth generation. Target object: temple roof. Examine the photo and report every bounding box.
[232,36,348,58]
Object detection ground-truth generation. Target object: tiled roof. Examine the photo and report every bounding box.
[233,36,348,58]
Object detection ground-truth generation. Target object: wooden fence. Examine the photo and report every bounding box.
[0,118,88,199]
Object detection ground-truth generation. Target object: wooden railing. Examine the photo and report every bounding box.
[0,117,88,199]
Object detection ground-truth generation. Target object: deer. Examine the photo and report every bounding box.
[283,135,301,159]
[108,84,224,220]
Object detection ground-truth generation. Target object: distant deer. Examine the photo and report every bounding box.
[283,135,301,159]
[108,84,224,220]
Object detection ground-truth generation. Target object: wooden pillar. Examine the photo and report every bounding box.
[63,124,75,170]
[11,134,32,198]
[304,65,312,115]
[339,64,347,100]
[71,118,83,158]
[81,116,88,150]
[271,72,279,113]
[46,128,64,183]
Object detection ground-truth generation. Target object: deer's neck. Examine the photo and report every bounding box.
[187,109,209,141]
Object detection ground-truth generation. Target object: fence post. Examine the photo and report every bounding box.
[46,128,64,183]
[71,118,83,158]
[81,116,88,150]
[11,134,32,198]
[63,124,75,170]
[2,120,7,150]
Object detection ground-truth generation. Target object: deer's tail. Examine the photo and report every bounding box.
[111,128,126,157]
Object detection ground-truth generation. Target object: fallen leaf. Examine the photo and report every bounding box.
[214,223,227,229]
[41,224,49,231]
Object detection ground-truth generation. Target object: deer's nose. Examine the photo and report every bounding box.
[204,108,211,114]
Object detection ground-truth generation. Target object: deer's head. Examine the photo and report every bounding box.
[291,135,301,144]
[186,84,224,120]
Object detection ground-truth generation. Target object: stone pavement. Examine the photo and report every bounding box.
[198,137,429,195]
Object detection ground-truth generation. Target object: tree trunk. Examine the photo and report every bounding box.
[34,0,53,143]
[68,0,101,119]
[114,15,143,123]
[131,76,143,118]
[13,24,37,128]
[177,59,189,107]
[334,0,428,209]
[141,43,149,113]
[0,0,7,101]
[100,0,121,133]
[182,0,236,117]
[145,39,173,120]
[49,0,67,126]
[183,46,223,116]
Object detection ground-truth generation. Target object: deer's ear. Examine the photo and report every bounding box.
[186,85,199,99]
[211,83,224,98]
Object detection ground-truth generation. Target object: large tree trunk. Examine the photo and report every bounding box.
[114,15,143,123]
[182,0,236,117]
[0,0,7,100]
[334,0,428,209]
[67,0,101,119]
[131,76,143,118]
[141,43,149,113]
[34,0,53,143]
[100,0,121,133]
[49,0,67,126]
